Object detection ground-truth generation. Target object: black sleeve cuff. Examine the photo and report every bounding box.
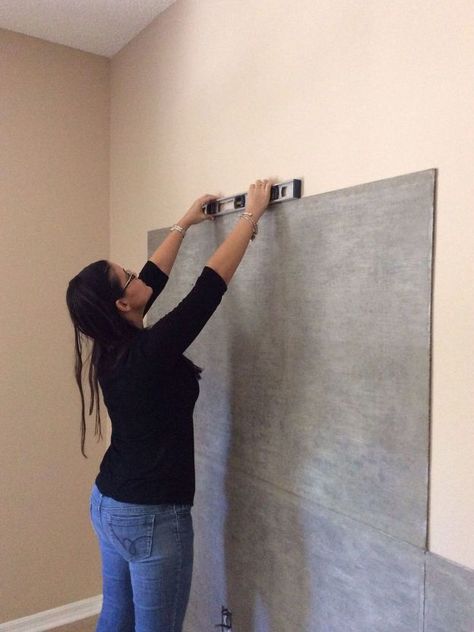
[139,260,169,316]
[201,266,228,294]
[139,260,169,287]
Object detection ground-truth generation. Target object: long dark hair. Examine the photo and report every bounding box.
[66,259,139,458]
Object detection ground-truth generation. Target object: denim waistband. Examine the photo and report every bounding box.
[90,482,191,513]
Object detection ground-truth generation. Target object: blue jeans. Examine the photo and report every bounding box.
[89,483,194,632]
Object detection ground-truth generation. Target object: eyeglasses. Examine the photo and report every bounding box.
[122,268,137,294]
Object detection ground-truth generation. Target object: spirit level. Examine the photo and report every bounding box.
[202,179,302,217]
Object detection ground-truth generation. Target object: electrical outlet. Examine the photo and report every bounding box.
[214,605,232,630]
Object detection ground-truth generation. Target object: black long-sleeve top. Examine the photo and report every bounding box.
[94,260,228,505]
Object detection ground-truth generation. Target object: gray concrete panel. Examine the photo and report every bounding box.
[425,553,474,632]
[185,458,425,632]
[148,170,474,630]
[148,169,435,548]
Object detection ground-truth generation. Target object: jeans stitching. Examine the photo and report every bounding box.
[104,513,154,561]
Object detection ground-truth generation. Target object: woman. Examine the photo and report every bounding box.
[66,179,272,632]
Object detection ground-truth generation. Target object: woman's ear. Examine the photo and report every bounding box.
[115,297,130,313]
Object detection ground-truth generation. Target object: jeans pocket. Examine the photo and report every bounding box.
[105,513,155,562]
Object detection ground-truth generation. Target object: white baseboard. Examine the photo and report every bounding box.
[0,595,102,631]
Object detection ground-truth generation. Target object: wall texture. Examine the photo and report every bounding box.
[147,169,436,631]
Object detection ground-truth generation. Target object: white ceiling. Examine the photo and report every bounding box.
[0,0,177,58]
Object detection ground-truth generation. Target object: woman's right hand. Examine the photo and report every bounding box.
[246,179,272,220]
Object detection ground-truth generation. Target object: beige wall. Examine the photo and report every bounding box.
[0,29,109,620]
[1,0,473,622]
